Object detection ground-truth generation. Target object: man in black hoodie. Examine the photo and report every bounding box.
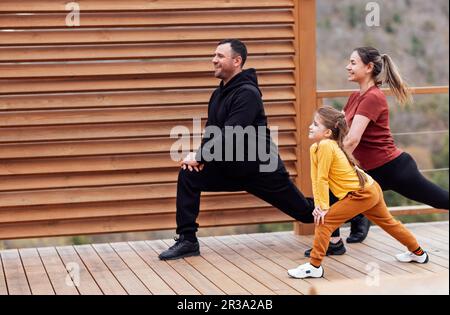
[159,39,332,261]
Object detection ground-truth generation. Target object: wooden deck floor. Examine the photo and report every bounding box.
[0,222,448,295]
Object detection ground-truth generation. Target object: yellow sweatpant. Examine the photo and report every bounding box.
[310,182,420,267]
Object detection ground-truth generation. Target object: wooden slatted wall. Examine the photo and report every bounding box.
[0,0,314,239]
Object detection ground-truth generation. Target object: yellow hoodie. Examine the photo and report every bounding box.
[310,139,374,209]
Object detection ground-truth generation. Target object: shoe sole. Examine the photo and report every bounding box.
[396,253,429,264]
[159,250,200,261]
[287,270,325,279]
[412,253,429,264]
[304,248,346,258]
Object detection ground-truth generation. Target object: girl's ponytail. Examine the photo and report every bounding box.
[317,106,368,189]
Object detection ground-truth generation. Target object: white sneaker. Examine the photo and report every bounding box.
[288,263,324,279]
[395,251,429,264]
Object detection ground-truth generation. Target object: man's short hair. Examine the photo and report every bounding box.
[219,39,248,68]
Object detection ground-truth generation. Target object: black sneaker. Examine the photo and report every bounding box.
[158,235,200,260]
[346,215,371,243]
[304,239,346,257]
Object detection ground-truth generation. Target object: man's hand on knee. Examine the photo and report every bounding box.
[180,152,204,172]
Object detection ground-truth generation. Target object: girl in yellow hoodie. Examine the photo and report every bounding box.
[288,106,428,279]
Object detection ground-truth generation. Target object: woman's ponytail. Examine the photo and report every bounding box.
[380,54,413,105]
[355,47,413,106]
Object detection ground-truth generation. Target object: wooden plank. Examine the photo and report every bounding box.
[360,232,448,269]
[91,243,151,295]
[242,233,348,282]
[0,164,296,191]
[74,245,127,295]
[0,87,295,110]
[268,233,364,280]
[0,0,294,12]
[363,228,448,273]
[200,236,298,295]
[412,226,449,243]
[195,243,274,295]
[0,131,296,159]
[292,0,316,236]
[0,41,295,62]
[284,232,393,278]
[55,246,103,295]
[302,235,413,276]
[310,271,449,295]
[0,10,293,28]
[342,239,434,275]
[419,224,449,237]
[0,182,301,208]
[0,118,296,144]
[0,172,301,206]
[375,234,449,267]
[161,239,249,295]
[18,248,55,295]
[0,72,295,95]
[109,242,175,295]
[372,225,449,259]
[223,234,319,293]
[432,222,449,233]
[0,148,297,175]
[0,254,7,295]
[0,26,294,46]
[0,208,296,240]
[147,240,224,295]
[0,104,295,128]
[0,249,31,295]
[128,241,200,295]
[0,56,294,79]
[0,192,293,224]
[37,247,79,295]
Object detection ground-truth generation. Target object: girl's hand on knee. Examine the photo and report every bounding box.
[313,207,329,226]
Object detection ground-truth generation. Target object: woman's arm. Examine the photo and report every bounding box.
[343,114,371,153]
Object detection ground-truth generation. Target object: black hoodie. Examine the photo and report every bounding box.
[196,68,284,176]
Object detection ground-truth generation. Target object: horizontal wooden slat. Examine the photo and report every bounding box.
[0,162,297,192]
[0,132,296,159]
[0,103,295,127]
[0,87,295,110]
[0,116,296,143]
[0,41,294,62]
[0,25,294,46]
[0,72,295,94]
[0,0,294,13]
[0,148,297,176]
[0,10,293,28]
[0,56,294,79]
[0,207,294,240]
[389,205,448,216]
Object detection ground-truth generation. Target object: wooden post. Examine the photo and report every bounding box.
[293,0,317,235]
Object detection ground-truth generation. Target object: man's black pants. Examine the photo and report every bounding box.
[176,163,316,235]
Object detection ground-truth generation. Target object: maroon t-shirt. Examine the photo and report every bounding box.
[344,86,402,170]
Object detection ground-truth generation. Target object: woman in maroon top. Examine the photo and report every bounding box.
[342,47,449,240]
